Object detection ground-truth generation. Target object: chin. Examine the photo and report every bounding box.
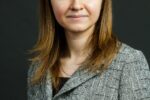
[67,28,88,33]
[66,25,89,32]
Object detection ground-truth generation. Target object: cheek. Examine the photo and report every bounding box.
[86,1,102,19]
[87,0,102,9]
[51,3,67,23]
[53,7,64,21]
[51,1,63,17]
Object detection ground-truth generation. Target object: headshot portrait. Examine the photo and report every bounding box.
[27,0,150,100]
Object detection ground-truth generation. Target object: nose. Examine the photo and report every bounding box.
[70,0,83,11]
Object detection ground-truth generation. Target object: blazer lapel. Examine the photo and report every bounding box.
[46,66,101,100]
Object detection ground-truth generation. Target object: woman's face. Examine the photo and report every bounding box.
[51,0,103,33]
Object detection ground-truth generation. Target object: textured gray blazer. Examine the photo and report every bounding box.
[27,43,150,100]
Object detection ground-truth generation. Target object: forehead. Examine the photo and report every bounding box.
[50,0,102,3]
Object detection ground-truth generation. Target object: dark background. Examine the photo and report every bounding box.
[0,0,149,100]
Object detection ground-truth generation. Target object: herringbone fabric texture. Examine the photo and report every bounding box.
[27,43,150,100]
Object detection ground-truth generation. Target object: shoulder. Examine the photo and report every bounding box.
[27,60,41,84]
[28,61,40,75]
[116,42,148,64]
[110,42,149,71]
[116,43,150,100]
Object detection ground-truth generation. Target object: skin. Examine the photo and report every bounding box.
[50,0,103,77]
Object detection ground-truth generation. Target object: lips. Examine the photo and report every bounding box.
[67,15,88,18]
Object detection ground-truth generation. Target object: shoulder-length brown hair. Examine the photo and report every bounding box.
[28,0,122,91]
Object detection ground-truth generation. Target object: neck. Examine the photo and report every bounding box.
[64,26,94,59]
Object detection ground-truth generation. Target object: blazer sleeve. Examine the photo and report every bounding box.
[27,61,39,100]
[119,51,150,100]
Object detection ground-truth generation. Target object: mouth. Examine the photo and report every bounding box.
[66,15,88,18]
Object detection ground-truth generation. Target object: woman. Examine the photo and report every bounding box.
[27,0,150,100]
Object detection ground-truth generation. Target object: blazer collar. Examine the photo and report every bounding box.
[46,66,101,99]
